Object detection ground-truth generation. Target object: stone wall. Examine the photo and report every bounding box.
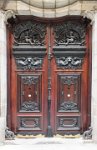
[92,12,97,143]
[0,11,7,144]
[0,0,97,18]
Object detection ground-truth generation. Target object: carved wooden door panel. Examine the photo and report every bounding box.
[9,21,48,135]
[8,18,91,136]
[50,20,91,135]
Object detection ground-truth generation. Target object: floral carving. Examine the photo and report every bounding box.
[60,101,77,111]
[21,101,39,111]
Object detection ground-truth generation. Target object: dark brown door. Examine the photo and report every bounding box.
[8,18,91,136]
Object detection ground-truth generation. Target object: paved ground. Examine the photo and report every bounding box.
[0,137,97,150]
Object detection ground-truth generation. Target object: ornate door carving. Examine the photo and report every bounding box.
[8,18,91,136]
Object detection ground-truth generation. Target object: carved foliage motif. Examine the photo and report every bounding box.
[56,56,83,69]
[22,75,39,85]
[13,21,46,46]
[54,21,86,46]
[61,75,78,85]
[21,101,39,111]
[15,57,43,70]
[60,101,77,111]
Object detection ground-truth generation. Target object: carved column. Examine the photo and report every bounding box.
[91,12,97,143]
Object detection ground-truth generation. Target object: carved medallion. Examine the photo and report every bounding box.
[13,21,46,46]
[54,21,86,46]
[15,57,43,70]
[56,56,83,69]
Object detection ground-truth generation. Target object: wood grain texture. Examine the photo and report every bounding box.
[7,17,91,135]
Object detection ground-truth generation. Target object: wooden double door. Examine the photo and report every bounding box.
[8,17,91,136]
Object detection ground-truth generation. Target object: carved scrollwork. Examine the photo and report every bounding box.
[60,101,77,111]
[13,21,46,46]
[21,101,39,111]
[15,57,43,70]
[54,21,86,46]
[56,57,83,69]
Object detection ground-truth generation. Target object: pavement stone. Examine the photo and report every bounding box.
[0,137,97,150]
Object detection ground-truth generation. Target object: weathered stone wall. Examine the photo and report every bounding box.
[0,0,97,18]
[0,11,7,144]
[92,12,97,143]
